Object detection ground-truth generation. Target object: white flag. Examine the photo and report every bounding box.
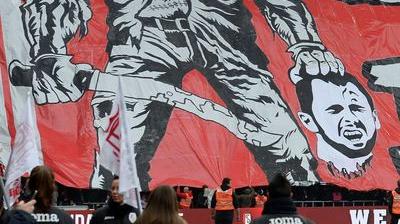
[5,92,43,206]
[98,76,142,209]
[118,76,142,209]
[97,96,121,176]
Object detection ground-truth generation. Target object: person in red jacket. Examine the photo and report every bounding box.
[176,186,193,209]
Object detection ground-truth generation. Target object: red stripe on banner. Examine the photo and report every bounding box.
[0,17,16,146]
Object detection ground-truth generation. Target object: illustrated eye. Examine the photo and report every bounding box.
[350,104,366,112]
[325,105,344,114]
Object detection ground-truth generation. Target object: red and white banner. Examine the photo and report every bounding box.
[4,92,42,205]
[1,0,400,190]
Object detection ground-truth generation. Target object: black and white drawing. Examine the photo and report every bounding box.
[389,146,400,175]
[295,72,381,178]
[9,0,348,189]
[340,0,400,5]
[363,58,400,176]
[363,57,400,119]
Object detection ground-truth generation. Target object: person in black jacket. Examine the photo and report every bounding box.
[90,176,140,224]
[238,187,256,208]
[0,166,72,224]
[29,165,73,224]
[251,174,314,224]
[5,209,36,224]
[2,166,71,224]
[1,198,37,224]
[194,185,209,208]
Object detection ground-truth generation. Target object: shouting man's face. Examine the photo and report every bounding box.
[308,79,380,158]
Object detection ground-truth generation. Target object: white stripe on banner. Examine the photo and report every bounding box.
[0,1,41,169]
[5,92,43,206]
[0,69,11,177]
[0,0,36,140]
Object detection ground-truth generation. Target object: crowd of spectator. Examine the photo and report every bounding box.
[53,182,389,209]
[0,165,395,224]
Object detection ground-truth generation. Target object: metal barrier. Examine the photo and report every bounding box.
[57,205,89,210]
[59,200,388,209]
[293,200,387,207]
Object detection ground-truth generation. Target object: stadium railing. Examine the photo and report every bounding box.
[294,200,387,207]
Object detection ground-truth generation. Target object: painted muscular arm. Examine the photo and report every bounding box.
[21,0,149,57]
[21,0,92,59]
[257,0,321,47]
[106,0,150,48]
[14,0,149,102]
[256,0,345,83]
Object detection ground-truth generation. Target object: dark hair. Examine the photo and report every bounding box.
[134,185,185,224]
[0,189,3,207]
[267,173,291,199]
[28,165,55,212]
[296,72,374,115]
[113,175,119,180]
[222,178,231,186]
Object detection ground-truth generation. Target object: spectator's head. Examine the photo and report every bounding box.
[221,178,231,188]
[111,175,123,204]
[28,165,55,212]
[135,185,183,224]
[267,173,291,199]
[183,186,190,193]
[397,179,400,188]
[296,72,380,159]
[244,187,252,195]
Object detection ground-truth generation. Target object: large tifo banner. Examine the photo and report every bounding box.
[1,0,400,190]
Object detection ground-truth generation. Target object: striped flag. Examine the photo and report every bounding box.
[4,92,42,206]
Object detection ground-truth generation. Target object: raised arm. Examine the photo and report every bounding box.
[257,0,321,48]
[21,0,92,59]
[256,0,345,83]
[105,0,150,49]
